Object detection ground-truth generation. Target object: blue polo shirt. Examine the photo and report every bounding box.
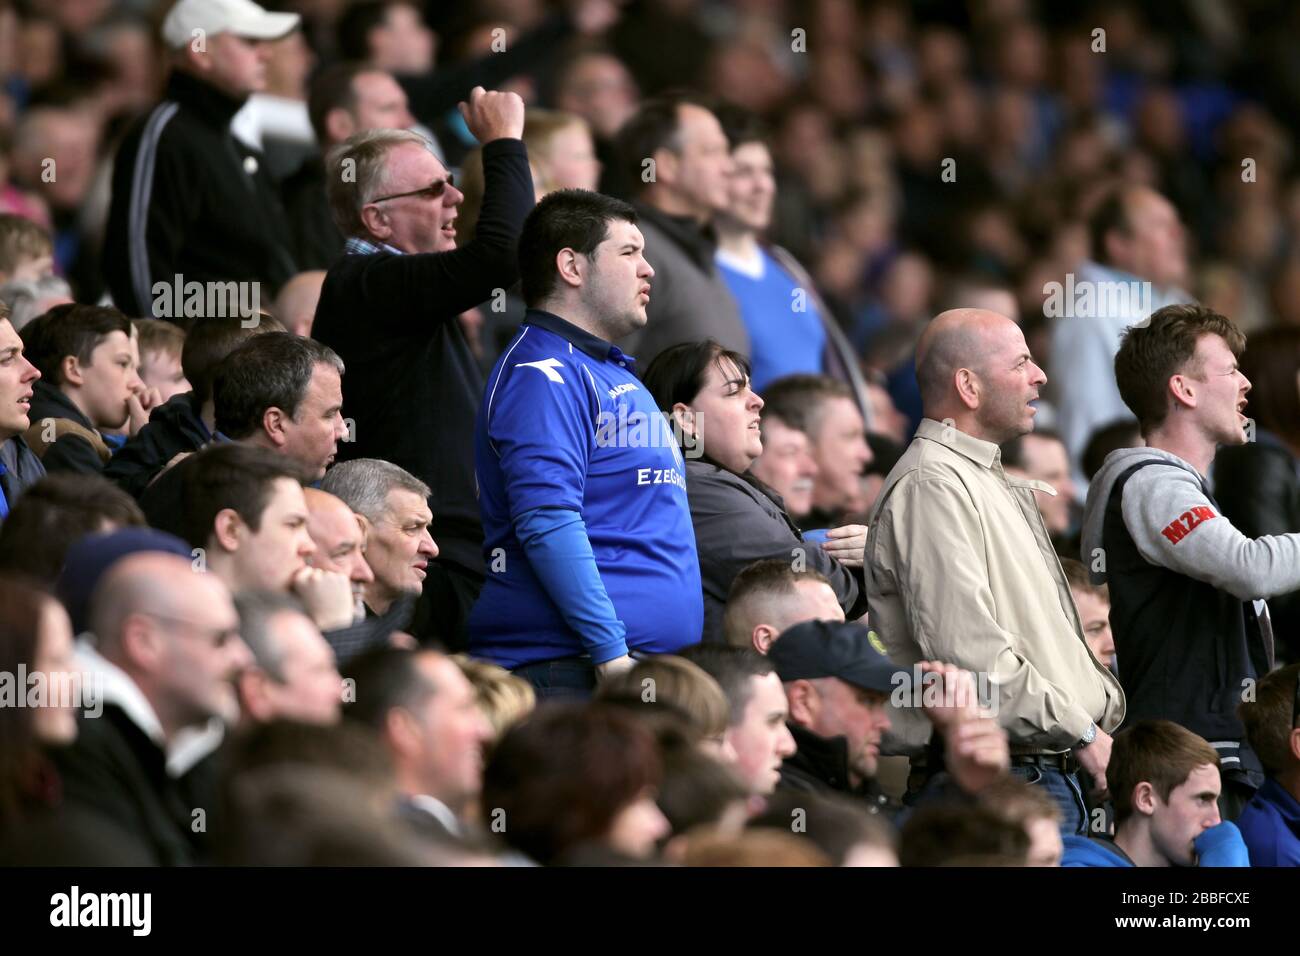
[469,309,703,668]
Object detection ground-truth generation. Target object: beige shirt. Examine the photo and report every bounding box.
[867,418,1124,754]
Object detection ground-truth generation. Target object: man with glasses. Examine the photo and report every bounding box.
[1237,663,1300,865]
[314,86,533,653]
[52,549,253,865]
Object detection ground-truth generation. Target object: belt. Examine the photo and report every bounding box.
[1009,752,1077,773]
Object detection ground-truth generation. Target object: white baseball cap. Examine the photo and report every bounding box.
[162,0,300,50]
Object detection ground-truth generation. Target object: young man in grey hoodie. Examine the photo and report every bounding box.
[1081,304,1300,820]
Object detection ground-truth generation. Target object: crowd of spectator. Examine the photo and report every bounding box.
[0,0,1299,869]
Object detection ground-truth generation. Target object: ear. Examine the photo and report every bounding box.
[385,707,421,759]
[237,670,274,723]
[324,107,355,145]
[354,512,372,546]
[212,507,244,553]
[180,44,212,75]
[554,247,583,289]
[953,367,980,410]
[752,625,777,655]
[1131,781,1157,816]
[1289,727,1300,764]
[652,145,680,187]
[119,612,164,674]
[1168,372,1198,411]
[671,402,696,438]
[262,406,289,448]
[785,679,816,726]
[360,204,391,240]
[62,354,84,388]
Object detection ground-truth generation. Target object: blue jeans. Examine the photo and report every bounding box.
[512,656,596,701]
[1010,764,1088,836]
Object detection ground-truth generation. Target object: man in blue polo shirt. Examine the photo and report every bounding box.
[469,189,703,696]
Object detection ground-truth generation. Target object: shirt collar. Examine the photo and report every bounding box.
[408,794,462,835]
[634,202,717,270]
[344,235,405,257]
[524,309,636,370]
[915,417,1002,470]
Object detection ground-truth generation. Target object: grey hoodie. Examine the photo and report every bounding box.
[1082,446,1300,602]
[1081,446,1297,765]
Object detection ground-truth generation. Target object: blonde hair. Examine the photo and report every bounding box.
[325,128,435,239]
[595,655,730,741]
[450,655,536,740]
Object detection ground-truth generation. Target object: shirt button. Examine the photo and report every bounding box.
[618,361,625,367]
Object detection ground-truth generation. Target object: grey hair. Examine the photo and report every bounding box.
[235,591,311,683]
[0,275,73,332]
[321,458,430,523]
[325,128,437,239]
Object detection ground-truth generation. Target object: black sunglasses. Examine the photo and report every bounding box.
[368,175,455,205]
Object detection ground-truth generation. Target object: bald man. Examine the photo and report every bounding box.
[52,552,252,865]
[866,309,1124,836]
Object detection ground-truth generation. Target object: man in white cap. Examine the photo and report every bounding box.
[103,0,302,318]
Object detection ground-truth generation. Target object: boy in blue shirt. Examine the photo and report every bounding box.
[1237,664,1300,866]
[469,189,703,696]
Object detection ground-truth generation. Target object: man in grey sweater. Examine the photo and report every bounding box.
[612,94,748,365]
[1082,304,1300,819]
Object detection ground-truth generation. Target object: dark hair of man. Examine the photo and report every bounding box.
[1088,184,1133,266]
[19,304,132,384]
[614,91,715,197]
[182,314,286,405]
[1238,663,1300,778]
[1059,556,1105,601]
[0,578,57,830]
[177,443,309,549]
[1000,428,1065,471]
[1114,304,1246,436]
[641,339,752,419]
[308,62,368,144]
[340,646,438,731]
[899,803,1030,866]
[677,643,776,725]
[1237,326,1300,449]
[481,702,662,865]
[655,741,748,837]
[750,790,896,865]
[1108,719,1221,825]
[759,374,854,439]
[716,104,767,151]
[213,332,344,440]
[0,473,145,585]
[1081,418,1141,481]
[335,0,396,62]
[722,559,831,648]
[516,188,638,307]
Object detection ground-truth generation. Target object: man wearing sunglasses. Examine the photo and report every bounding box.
[52,548,253,865]
[1237,663,1300,866]
[315,86,533,653]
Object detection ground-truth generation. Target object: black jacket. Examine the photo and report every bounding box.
[778,721,892,816]
[281,159,343,272]
[103,70,298,317]
[312,137,533,573]
[24,380,109,475]
[103,392,210,499]
[0,435,45,511]
[684,458,865,642]
[48,703,198,866]
[1214,434,1300,662]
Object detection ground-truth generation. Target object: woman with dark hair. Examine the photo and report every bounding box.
[0,578,78,833]
[641,341,867,642]
[481,703,670,865]
[1214,327,1300,662]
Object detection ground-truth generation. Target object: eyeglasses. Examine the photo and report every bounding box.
[141,612,241,650]
[367,175,455,205]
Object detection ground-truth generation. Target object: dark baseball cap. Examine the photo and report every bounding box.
[768,620,899,695]
[56,528,193,634]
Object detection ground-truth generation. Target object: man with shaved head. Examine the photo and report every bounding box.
[52,551,252,865]
[866,308,1125,836]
